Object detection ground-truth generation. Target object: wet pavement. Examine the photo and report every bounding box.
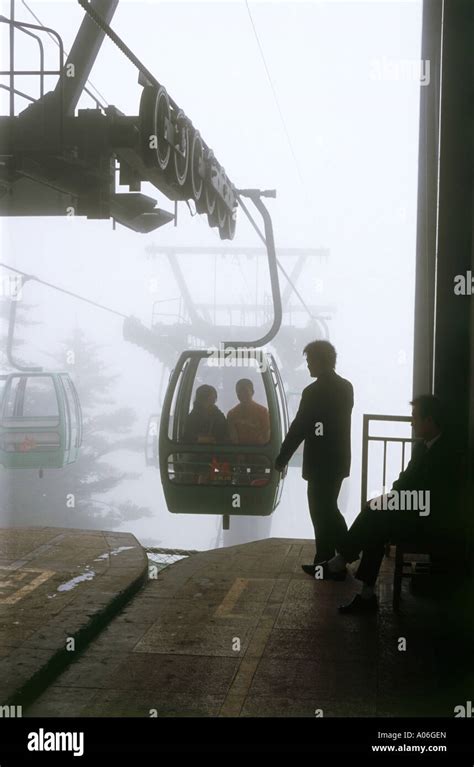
[14,535,473,717]
[0,527,148,706]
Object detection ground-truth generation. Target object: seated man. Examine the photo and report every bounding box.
[226,378,270,445]
[183,384,229,444]
[320,395,460,614]
[181,384,230,485]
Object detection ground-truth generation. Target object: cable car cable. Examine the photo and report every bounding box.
[76,0,172,108]
[76,0,225,164]
[244,0,308,197]
[0,263,128,319]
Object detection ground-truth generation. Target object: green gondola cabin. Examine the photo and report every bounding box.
[158,349,289,517]
[0,372,82,470]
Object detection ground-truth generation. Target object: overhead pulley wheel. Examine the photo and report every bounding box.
[154,86,172,171]
[190,130,205,208]
[216,195,227,228]
[170,110,190,188]
[139,85,172,172]
[207,209,220,228]
[219,208,237,240]
[205,183,217,216]
[204,155,217,215]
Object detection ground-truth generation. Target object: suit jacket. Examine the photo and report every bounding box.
[391,433,460,536]
[182,405,229,444]
[277,370,354,480]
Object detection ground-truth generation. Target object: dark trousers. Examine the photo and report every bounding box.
[340,502,424,586]
[307,474,347,564]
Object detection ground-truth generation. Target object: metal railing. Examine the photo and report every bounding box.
[167,453,271,486]
[0,4,65,117]
[360,414,415,508]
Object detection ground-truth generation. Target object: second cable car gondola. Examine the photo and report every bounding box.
[0,371,82,470]
[0,274,83,471]
[159,349,289,517]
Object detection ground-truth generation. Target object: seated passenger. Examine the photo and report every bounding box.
[227,379,270,445]
[319,395,462,614]
[182,384,229,444]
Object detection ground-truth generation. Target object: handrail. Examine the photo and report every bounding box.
[0,13,64,142]
[0,83,35,103]
[14,23,45,97]
[361,413,415,509]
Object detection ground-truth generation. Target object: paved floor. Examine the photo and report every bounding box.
[0,527,148,705]
[24,537,473,717]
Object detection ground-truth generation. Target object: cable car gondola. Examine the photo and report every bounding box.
[0,371,82,470]
[159,349,288,518]
[0,276,83,472]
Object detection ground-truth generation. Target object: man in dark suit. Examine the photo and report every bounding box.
[323,394,459,614]
[275,340,354,573]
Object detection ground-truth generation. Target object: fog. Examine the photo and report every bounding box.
[1,0,421,550]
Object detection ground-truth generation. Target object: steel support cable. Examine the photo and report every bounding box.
[0,262,128,319]
[76,0,218,159]
[244,0,308,197]
[79,0,206,122]
[76,0,168,98]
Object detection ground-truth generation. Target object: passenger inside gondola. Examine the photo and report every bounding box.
[227,378,270,445]
[165,356,277,491]
[180,384,229,485]
[182,384,229,444]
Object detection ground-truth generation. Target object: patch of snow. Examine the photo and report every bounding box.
[93,546,135,562]
[57,570,96,592]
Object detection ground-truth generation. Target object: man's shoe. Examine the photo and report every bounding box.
[314,561,347,581]
[338,594,378,614]
[301,564,315,576]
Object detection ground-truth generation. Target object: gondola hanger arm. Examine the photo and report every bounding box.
[223,189,282,350]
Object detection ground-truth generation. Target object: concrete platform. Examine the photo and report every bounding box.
[0,527,148,706]
[21,537,474,717]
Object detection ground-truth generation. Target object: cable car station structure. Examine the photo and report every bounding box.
[0,0,239,237]
[0,0,472,725]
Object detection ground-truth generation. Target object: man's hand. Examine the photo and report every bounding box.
[275,457,286,472]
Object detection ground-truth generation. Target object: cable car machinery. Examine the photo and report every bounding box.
[0,0,240,238]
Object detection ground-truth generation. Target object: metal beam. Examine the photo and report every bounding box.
[166,253,210,330]
[433,0,472,444]
[144,246,330,258]
[431,0,473,565]
[281,254,306,309]
[412,0,443,397]
[54,0,119,116]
